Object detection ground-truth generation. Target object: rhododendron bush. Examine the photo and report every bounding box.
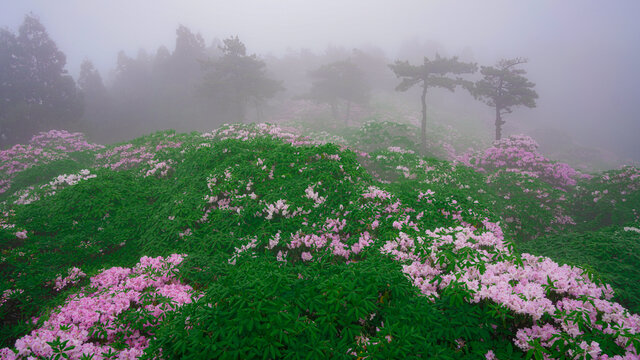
[1,255,197,360]
[0,124,638,359]
[458,135,586,188]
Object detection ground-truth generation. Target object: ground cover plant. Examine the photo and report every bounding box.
[0,123,639,359]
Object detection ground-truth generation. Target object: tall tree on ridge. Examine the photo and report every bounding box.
[473,58,538,140]
[200,36,282,123]
[389,54,476,152]
[0,14,82,146]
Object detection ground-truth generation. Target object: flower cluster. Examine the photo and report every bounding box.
[53,267,86,292]
[0,130,102,194]
[460,135,584,188]
[144,159,173,178]
[389,225,638,358]
[13,170,97,205]
[95,144,155,171]
[202,123,318,147]
[0,289,23,308]
[0,254,198,360]
[304,183,326,207]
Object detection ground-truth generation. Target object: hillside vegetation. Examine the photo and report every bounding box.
[0,123,638,359]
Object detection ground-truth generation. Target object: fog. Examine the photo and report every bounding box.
[2,0,639,165]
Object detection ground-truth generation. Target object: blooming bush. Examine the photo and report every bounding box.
[0,130,102,194]
[461,135,585,188]
[0,255,197,360]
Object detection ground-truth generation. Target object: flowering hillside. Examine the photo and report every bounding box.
[0,125,638,359]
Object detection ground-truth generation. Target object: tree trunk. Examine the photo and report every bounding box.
[421,83,427,153]
[345,100,351,126]
[495,106,503,141]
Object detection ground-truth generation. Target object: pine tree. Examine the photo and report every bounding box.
[200,37,282,123]
[0,14,81,146]
[389,54,476,152]
[473,58,538,140]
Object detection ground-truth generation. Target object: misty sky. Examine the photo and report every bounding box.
[1,0,639,160]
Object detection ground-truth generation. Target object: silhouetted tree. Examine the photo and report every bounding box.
[200,36,282,123]
[78,59,110,126]
[473,58,538,140]
[307,60,370,124]
[389,54,476,152]
[0,14,82,146]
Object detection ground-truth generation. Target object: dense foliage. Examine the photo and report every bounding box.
[0,123,638,359]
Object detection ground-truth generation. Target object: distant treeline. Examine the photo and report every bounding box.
[0,14,536,148]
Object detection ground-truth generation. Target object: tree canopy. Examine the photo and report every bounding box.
[200,36,282,123]
[473,58,538,140]
[0,14,82,147]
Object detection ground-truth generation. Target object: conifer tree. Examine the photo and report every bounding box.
[473,58,538,140]
[0,14,81,146]
[389,54,476,152]
[200,37,282,123]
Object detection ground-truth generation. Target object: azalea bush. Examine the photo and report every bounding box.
[459,135,585,188]
[517,225,640,315]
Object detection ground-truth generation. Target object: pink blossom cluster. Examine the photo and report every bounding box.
[144,159,173,178]
[264,199,291,220]
[202,123,318,147]
[0,289,23,307]
[0,210,28,241]
[13,169,97,205]
[282,227,375,261]
[154,141,182,152]
[460,135,583,187]
[0,254,198,360]
[49,170,97,190]
[583,166,640,205]
[228,237,259,265]
[53,267,86,291]
[95,144,154,171]
[28,130,103,153]
[304,183,326,207]
[389,225,638,358]
[0,210,16,231]
[396,165,413,178]
[0,130,103,194]
[362,186,392,201]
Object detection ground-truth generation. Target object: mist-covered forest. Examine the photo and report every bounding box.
[0,2,639,360]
